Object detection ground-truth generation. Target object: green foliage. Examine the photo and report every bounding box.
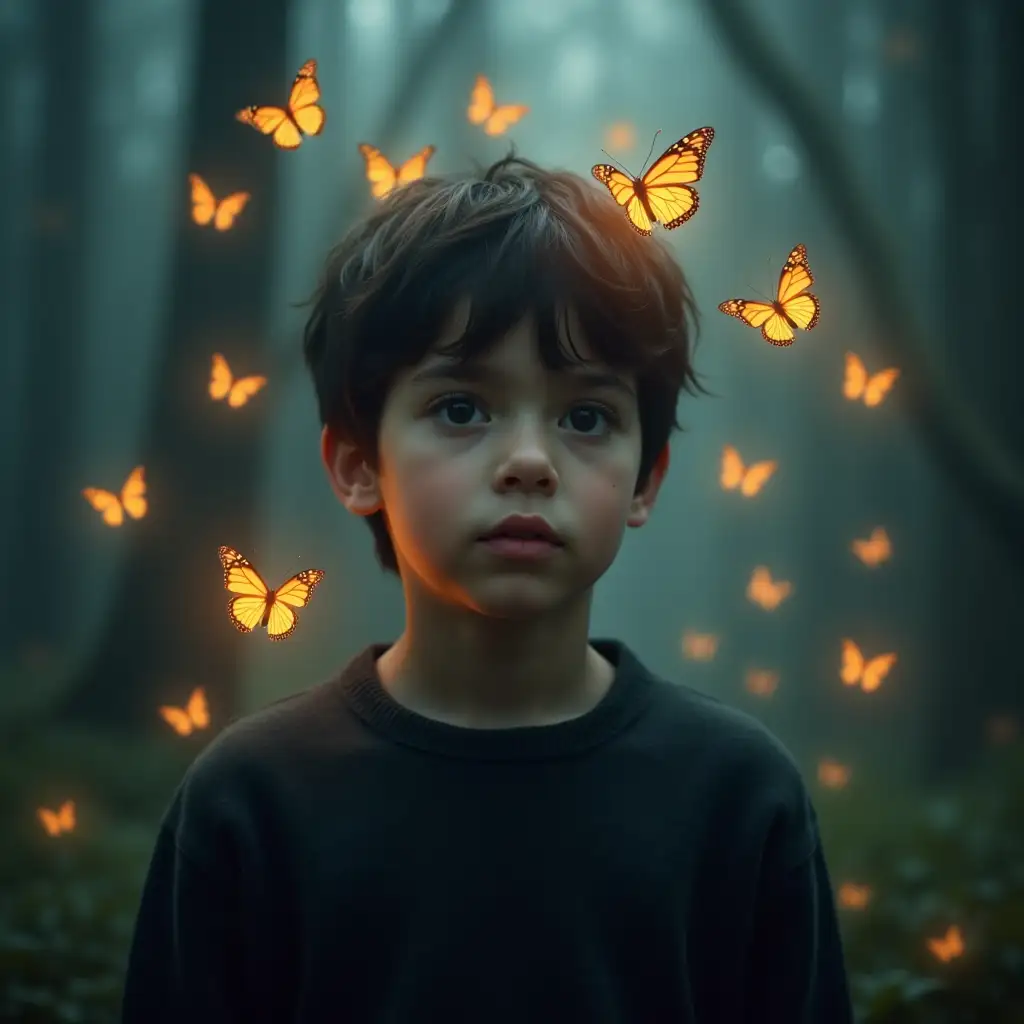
[1,723,1022,1022]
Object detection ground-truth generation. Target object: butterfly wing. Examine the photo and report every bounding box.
[718,298,795,347]
[591,165,651,235]
[186,686,210,729]
[265,601,298,641]
[273,569,326,608]
[863,368,900,407]
[159,705,194,735]
[82,487,124,526]
[288,59,326,136]
[119,465,147,520]
[236,105,299,148]
[38,807,62,836]
[844,352,868,400]
[861,653,896,692]
[397,145,436,186]
[467,75,495,125]
[189,174,217,226]
[213,192,250,231]
[227,375,268,408]
[776,244,817,304]
[359,143,399,199]
[741,460,777,497]
[720,445,745,490]
[209,353,233,401]
[840,639,865,685]
[219,545,270,632]
[640,126,714,229]
[484,104,529,135]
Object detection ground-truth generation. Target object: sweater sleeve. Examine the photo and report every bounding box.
[120,823,243,1024]
[743,838,855,1023]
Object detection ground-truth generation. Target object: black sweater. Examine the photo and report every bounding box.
[121,640,854,1023]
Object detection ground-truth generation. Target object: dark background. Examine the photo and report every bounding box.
[1,0,1022,1020]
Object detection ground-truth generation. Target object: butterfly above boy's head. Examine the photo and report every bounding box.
[591,125,715,237]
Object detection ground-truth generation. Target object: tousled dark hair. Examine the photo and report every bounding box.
[302,153,705,574]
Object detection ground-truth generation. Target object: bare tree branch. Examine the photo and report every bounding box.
[698,0,1024,570]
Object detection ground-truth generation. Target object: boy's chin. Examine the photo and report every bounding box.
[456,572,591,621]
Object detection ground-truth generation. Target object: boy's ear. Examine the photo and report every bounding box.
[320,426,383,516]
[626,443,669,529]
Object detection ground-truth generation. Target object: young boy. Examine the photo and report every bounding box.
[121,156,854,1022]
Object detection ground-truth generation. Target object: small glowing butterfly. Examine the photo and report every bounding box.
[236,59,325,150]
[592,126,714,237]
[851,527,892,567]
[745,668,780,697]
[719,244,821,346]
[840,639,896,692]
[218,545,325,640]
[843,352,900,407]
[82,466,147,527]
[188,174,250,231]
[159,687,210,736]
[837,882,872,910]
[927,925,964,963]
[746,566,792,611]
[467,75,529,136]
[817,758,852,789]
[209,353,267,408]
[720,445,777,497]
[38,800,75,837]
[681,630,719,661]
[358,143,436,200]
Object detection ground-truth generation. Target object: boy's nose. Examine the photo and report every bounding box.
[493,428,558,495]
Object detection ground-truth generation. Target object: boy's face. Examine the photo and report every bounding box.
[330,302,666,619]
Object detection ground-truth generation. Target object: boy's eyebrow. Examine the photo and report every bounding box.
[409,360,636,397]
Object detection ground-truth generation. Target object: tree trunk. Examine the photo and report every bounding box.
[50,0,291,733]
[5,0,93,659]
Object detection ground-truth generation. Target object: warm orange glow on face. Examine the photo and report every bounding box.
[840,639,896,692]
[746,567,792,611]
[681,630,719,661]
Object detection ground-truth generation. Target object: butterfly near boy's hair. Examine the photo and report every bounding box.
[209,353,267,408]
[720,445,777,497]
[82,466,147,527]
[591,126,714,237]
[218,545,324,641]
[236,59,325,150]
[38,800,75,837]
[466,75,529,135]
[840,639,896,692]
[159,687,210,736]
[188,174,250,231]
[719,244,821,346]
[358,143,436,199]
[746,566,792,611]
[927,925,964,963]
[851,527,892,568]
[843,352,900,407]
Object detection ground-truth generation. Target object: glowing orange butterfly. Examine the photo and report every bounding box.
[681,630,719,661]
[592,126,714,237]
[927,925,964,963]
[218,545,324,640]
[159,687,210,736]
[209,353,267,408]
[38,800,75,837]
[719,244,821,346]
[720,445,777,497]
[745,668,780,697]
[840,639,896,692]
[188,174,250,231]
[844,352,900,407]
[746,566,792,611]
[851,527,892,567]
[817,758,851,789]
[467,75,529,136]
[837,882,872,910]
[358,143,436,199]
[82,466,147,527]
[236,59,325,150]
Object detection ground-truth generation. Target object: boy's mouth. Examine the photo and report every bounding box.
[478,515,565,547]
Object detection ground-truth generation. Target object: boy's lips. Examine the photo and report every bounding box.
[477,514,564,546]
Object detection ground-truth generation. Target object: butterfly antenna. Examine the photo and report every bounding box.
[599,148,635,179]
[639,129,662,177]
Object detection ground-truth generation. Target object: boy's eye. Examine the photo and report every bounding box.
[562,404,616,435]
[430,394,486,426]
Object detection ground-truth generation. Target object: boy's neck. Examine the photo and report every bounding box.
[374,592,615,729]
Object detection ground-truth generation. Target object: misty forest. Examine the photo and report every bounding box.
[1,0,1022,1019]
